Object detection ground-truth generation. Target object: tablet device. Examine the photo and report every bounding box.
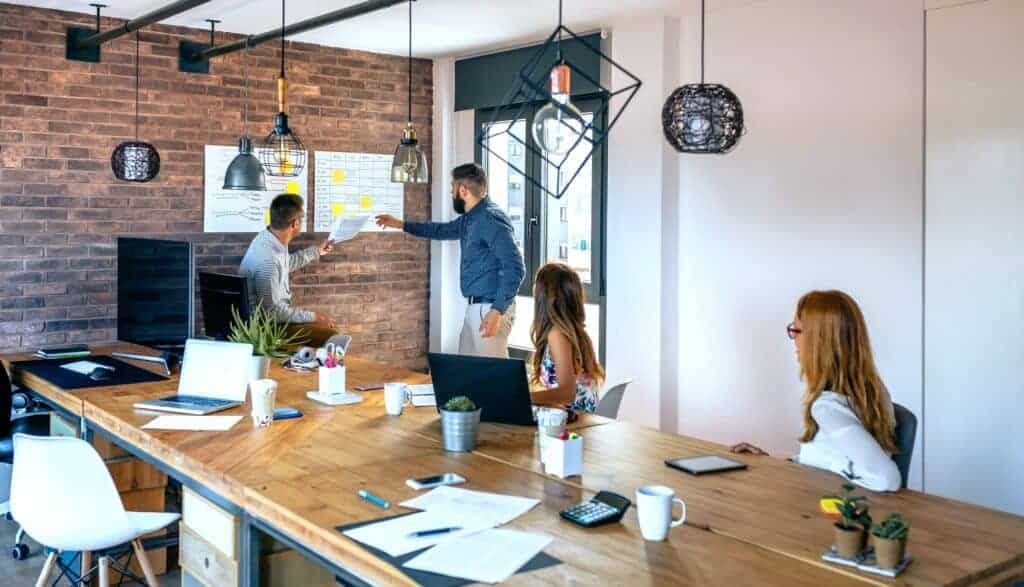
[665,455,748,475]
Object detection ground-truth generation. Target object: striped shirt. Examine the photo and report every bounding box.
[239,228,318,323]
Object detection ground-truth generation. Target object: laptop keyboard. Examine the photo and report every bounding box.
[161,395,236,407]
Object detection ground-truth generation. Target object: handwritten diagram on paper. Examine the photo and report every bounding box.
[203,145,308,233]
[313,151,404,233]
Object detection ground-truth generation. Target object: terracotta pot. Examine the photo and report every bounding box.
[834,523,867,559]
[873,535,907,569]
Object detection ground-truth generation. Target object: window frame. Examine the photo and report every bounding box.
[474,95,608,362]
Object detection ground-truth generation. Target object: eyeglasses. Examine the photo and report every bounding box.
[786,322,802,340]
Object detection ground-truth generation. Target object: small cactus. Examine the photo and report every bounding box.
[442,396,477,412]
[871,513,909,540]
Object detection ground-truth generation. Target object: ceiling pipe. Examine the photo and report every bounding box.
[187,0,409,63]
[74,0,215,48]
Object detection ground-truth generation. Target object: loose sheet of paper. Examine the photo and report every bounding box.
[400,486,540,526]
[141,415,242,431]
[342,510,492,558]
[61,360,112,376]
[403,528,553,584]
[328,214,370,242]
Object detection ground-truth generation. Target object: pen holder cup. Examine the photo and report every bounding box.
[318,365,346,396]
[540,436,583,478]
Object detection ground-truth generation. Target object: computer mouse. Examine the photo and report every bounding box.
[89,367,115,382]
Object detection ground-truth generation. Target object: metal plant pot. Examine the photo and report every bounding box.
[440,408,481,452]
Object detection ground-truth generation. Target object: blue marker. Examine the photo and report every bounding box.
[407,526,462,539]
[357,489,390,509]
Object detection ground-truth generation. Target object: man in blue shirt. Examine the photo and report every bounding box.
[376,163,525,358]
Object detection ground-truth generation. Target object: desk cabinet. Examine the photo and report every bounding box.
[180,487,239,586]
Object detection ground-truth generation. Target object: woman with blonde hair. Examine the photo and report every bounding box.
[733,290,902,491]
[529,263,604,413]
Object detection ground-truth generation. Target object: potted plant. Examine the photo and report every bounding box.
[827,481,872,559]
[871,513,909,569]
[227,305,307,380]
[439,396,481,452]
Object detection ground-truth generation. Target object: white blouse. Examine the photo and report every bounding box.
[796,391,902,492]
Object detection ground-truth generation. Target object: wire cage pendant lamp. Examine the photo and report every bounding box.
[391,0,428,184]
[478,0,641,199]
[259,0,306,178]
[224,46,266,190]
[111,31,160,182]
[662,0,745,154]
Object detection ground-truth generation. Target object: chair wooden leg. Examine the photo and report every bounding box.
[35,551,58,587]
[98,556,110,587]
[131,539,159,587]
[80,550,92,586]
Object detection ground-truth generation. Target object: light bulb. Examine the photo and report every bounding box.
[532,64,586,156]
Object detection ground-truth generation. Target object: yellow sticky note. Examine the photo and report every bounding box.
[331,203,345,218]
[332,169,346,184]
[360,195,373,210]
[285,181,300,195]
[280,158,293,175]
[263,210,271,226]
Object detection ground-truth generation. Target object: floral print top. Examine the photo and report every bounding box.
[540,347,600,413]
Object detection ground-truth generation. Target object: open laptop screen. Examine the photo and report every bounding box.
[177,339,253,402]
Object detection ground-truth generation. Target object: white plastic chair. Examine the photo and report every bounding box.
[595,379,632,419]
[11,434,180,586]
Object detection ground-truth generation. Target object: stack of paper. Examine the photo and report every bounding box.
[343,486,552,583]
[142,415,242,431]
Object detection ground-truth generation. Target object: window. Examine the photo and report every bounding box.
[476,97,607,360]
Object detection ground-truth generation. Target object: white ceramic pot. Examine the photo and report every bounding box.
[249,355,271,381]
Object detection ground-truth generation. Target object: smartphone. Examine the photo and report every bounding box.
[354,383,385,391]
[405,473,466,490]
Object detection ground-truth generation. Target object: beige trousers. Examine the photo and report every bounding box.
[458,302,515,358]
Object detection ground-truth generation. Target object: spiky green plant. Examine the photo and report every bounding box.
[442,396,477,412]
[227,304,308,357]
[871,513,909,540]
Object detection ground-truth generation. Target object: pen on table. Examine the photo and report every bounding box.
[407,526,463,539]
[357,489,390,509]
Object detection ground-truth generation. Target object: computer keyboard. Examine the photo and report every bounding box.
[161,395,235,407]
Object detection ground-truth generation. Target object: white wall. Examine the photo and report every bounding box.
[673,0,925,485]
[925,0,1024,515]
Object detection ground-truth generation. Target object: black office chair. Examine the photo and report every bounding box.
[1,362,50,560]
[198,272,251,341]
[892,403,917,490]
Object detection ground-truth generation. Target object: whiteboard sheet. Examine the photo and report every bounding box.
[203,145,308,233]
[313,151,404,233]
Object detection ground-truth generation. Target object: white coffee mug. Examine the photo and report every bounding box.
[249,378,277,428]
[384,382,409,416]
[636,485,686,541]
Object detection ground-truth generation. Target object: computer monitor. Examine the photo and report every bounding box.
[117,237,194,353]
[198,272,251,341]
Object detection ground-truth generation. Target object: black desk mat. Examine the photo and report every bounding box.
[335,513,561,586]
[12,355,168,390]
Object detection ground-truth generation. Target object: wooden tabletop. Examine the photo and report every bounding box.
[6,343,1023,586]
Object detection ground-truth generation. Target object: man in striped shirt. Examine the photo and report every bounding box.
[240,194,337,347]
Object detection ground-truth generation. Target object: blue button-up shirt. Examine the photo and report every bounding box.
[404,198,525,313]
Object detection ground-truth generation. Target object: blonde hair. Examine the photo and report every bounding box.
[529,263,604,386]
[796,290,897,453]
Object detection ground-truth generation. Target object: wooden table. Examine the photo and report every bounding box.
[5,343,1023,586]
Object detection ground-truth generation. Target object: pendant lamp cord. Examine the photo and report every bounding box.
[407,0,412,124]
[700,0,705,84]
[242,48,248,135]
[556,0,563,62]
[134,31,140,140]
[279,0,285,78]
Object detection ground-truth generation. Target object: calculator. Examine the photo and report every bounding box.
[560,491,631,528]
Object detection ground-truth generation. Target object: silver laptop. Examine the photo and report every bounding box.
[134,339,254,415]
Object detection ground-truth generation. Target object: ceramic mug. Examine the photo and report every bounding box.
[384,382,410,416]
[249,378,277,428]
[636,485,686,541]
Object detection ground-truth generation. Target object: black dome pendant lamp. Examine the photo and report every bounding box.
[259,0,306,178]
[112,31,160,182]
[223,47,266,191]
[390,0,428,184]
[662,0,745,154]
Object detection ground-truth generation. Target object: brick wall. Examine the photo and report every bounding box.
[0,4,433,369]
